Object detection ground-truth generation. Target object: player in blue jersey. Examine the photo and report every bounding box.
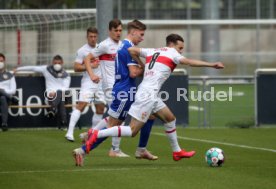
[73,20,157,166]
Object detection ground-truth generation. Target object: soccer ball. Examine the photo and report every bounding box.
[205,147,225,167]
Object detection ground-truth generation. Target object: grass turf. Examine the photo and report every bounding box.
[0,127,276,189]
[189,84,254,127]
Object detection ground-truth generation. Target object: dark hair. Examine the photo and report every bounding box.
[53,55,63,61]
[109,19,122,30]
[86,27,98,36]
[166,34,184,46]
[0,53,5,60]
[127,19,146,32]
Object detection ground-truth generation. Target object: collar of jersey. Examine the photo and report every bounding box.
[124,39,134,47]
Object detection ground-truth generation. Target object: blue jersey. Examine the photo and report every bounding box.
[113,39,138,94]
[108,39,138,120]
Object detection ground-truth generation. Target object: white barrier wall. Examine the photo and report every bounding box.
[0,28,275,66]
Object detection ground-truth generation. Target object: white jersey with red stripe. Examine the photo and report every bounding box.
[139,47,185,93]
[128,47,185,123]
[91,37,122,91]
[75,43,101,90]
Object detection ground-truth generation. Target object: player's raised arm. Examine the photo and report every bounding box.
[83,53,100,83]
[74,61,86,72]
[179,58,224,69]
[15,65,45,73]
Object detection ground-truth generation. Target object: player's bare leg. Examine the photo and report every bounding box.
[125,117,157,160]
[106,116,129,157]
[154,107,196,161]
[135,115,158,160]
[92,103,105,127]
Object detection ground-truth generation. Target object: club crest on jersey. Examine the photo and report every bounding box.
[141,112,148,120]
[145,70,154,76]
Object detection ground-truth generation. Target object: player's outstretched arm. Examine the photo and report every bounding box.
[180,58,224,69]
[83,53,100,83]
[74,62,86,72]
[14,65,45,73]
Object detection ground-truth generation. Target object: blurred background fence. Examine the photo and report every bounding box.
[0,0,275,76]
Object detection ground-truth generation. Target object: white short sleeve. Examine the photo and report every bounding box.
[91,42,107,57]
[75,49,89,64]
[172,50,185,65]
[140,48,153,58]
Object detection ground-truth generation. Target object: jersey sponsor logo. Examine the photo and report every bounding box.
[145,70,154,76]
[141,112,148,120]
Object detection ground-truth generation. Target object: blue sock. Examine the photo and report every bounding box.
[81,127,108,152]
[138,119,154,148]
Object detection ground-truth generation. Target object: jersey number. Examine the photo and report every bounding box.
[148,52,160,70]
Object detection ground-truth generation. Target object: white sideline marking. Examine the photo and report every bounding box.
[231,91,245,97]
[152,132,276,153]
[0,166,179,175]
[189,106,204,111]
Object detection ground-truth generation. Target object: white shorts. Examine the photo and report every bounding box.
[78,87,105,104]
[103,88,113,107]
[128,91,166,123]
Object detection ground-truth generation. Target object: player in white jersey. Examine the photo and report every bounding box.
[84,20,122,105]
[15,55,71,130]
[80,19,131,157]
[0,53,17,131]
[73,20,159,166]
[83,34,224,164]
[65,27,105,142]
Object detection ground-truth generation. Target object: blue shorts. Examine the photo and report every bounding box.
[108,96,134,121]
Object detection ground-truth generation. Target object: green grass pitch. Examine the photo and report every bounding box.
[0,127,276,189]
[189,83,254,127]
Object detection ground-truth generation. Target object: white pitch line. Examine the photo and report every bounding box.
[152,132,276,153]
[0,166,180,175]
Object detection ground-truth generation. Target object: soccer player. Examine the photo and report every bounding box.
[81,34,224,164]
[81,19,156,158]
[65,27,106,141]
[0,53,17,131]
[79,19,131,157]
[15,55,71,130]
[73,20,158,165]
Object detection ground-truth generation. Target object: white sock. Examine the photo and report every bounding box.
[93,117,109,130]
[164,120,181,152]
[136,147,146,151]
[111,137,121,151]
[98,126,132,138]
[66,109,81,136]
[104,88,113,107]
[111,121,125,151]
[92,113,103,128]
